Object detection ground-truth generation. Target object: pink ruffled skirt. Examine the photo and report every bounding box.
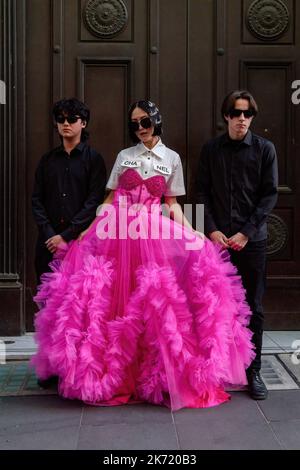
[31,205,254,410]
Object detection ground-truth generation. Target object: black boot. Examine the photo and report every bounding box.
[247,370,268,400]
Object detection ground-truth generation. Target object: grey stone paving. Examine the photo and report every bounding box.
[261,355,299,390]
[0,391,299,450]
[278,353,300,382]
[0,331,299,450]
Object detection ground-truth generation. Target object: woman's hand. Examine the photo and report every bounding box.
[78,228,89,242]
[193,230,206,240]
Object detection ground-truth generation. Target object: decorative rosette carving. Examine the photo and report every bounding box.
[84,0,128,39]
[247,0,289,40]
[267,214,288,255]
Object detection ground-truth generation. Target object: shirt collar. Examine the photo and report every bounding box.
[56,141,86,155]
[221,130,253,147]
[134,138,166,159]
[75,141,86,152]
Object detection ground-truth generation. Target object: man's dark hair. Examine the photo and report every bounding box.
[128,100,162,143]
[221,90,258,123]
[52,98,90,141]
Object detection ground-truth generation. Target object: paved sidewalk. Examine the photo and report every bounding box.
[0,390,300,450]
[0,331,299,450]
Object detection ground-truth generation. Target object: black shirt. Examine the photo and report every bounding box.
[195,131,278,241]
[32,141,107,242]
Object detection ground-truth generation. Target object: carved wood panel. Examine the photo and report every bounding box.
[18,0,300,332]
[78,57,133,172]
[243,0,294,44]
[80,0,133,42]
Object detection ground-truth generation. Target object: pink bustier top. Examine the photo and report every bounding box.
[114,169,167,209]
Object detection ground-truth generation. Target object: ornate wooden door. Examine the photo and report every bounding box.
[214,0,300,328]
[1,0,298,333]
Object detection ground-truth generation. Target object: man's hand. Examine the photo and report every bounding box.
[209,230,230,250]
[227,232,249,251]
[45,235,66,253]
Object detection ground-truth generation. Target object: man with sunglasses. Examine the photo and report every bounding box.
[196,90,278,400]
[32,98,106,284]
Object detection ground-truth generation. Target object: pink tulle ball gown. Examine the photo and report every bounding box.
[31,168,255,410]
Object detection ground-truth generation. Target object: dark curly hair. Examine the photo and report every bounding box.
[52,98,90,142]
[128,100,162,143]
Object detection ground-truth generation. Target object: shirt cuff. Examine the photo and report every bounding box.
[164,190,186,197]
[240,222,257,238]
[60,227,77,242]
[204,219,218,235]
[40,224,56,241]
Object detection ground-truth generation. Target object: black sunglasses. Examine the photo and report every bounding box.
[129,117,152,133]
[55,115,81,124]
[229,109,254,119]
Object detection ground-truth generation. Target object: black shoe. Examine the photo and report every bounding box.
[247,370,268,400]
[37,376,59,389]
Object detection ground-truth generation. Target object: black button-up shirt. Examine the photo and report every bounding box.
[32,141,107,242]
[195,131,278,241]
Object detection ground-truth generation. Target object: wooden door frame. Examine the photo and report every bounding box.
[0,0,26,335]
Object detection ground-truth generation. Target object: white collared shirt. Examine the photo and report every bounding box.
[106,139,186,196]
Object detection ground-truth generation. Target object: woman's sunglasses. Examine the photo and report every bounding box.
[228,109,254,119]
[55,115,81,124]
[129,117,152,133]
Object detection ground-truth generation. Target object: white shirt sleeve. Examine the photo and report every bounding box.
[164,153,186,196]
[106,152,123,190]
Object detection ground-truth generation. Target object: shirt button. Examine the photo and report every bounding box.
[145,171,148,174]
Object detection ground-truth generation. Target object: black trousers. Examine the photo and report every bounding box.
[34,236,54,285]
[229,239,267,372]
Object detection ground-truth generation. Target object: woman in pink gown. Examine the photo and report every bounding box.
[31,100,254,410]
